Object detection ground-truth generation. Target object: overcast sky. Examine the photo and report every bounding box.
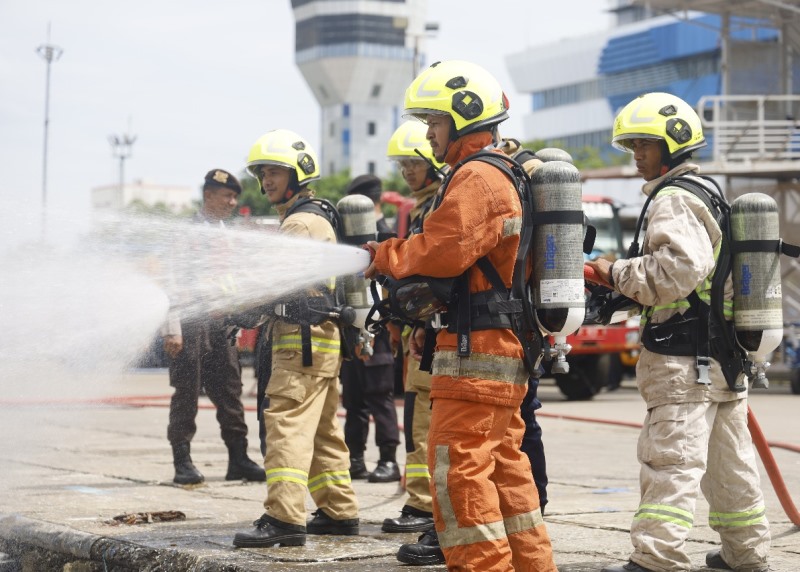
[0,0,613,239]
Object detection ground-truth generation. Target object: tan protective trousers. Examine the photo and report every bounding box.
[405,384,432,513]
[631,398,770,571]
[403,333,433,513]
[429,397,557,572]
[263,368,358,526]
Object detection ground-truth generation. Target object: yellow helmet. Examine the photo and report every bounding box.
[386,121,444,169]
[404,60,509,137]
[612,92,706,160]
[246,129,320,186]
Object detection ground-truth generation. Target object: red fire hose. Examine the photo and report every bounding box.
[747,406,800,526]
[580,263,800,526]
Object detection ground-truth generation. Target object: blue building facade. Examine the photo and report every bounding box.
[506,11,795,160]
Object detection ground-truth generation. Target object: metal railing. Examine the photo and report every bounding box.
[697,94,800,163]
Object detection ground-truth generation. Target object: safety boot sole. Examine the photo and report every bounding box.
[396,550,445,566]
[232,533,306,548]
[382,519,435,533]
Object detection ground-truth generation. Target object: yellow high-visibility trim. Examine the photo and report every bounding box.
[273,334,341,354]
[709,506,766,528]
[266,467,308,487]
[405,464,431,479]
[634,503,693,529]
[308,470,352,493]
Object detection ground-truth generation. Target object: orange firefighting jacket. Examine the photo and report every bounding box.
[373,131,528,407]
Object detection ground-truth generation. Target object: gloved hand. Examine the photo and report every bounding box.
[584,261,613,289]
[363,241,379,279]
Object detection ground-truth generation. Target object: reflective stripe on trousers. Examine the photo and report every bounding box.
[263,371,358,526]
[631,398,769,571]
[405,386,433,513]
[429,397,556,571]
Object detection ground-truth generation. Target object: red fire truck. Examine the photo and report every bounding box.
[549,196,641,400]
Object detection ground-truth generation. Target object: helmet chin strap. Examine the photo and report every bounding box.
[259,186,295,203]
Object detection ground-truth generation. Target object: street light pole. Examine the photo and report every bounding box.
[108,132,137,204]
[36,24,63,239]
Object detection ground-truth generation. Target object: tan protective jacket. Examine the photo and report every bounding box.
[611,163,742,407]
[269,192,342,383]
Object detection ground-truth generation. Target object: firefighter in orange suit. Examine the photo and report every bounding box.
[233,129,359,549]
[365,60,557,572]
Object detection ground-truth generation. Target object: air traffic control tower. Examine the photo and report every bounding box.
[291,0,430,178]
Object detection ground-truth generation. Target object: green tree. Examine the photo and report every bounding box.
[312,169,352,204]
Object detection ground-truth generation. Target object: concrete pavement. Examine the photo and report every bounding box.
[0,365,798,571]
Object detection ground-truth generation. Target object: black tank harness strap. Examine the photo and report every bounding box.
[417,149,543,377]
[633,175,747,391]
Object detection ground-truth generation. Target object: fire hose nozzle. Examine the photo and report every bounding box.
[361,243,377,262]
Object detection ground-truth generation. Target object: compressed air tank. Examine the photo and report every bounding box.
[536,148,574,165]
[337,194,377,330]
[530,161,586,339]
[731,193,783,361]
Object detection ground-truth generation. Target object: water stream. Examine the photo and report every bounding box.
[0,210,370,399]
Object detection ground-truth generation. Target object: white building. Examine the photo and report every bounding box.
[291,0,430,178]
[91,179,195,213]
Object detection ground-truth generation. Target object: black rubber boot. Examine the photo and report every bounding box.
[705,550,769,572]
[306,509,359,535]
[232,514,306,548]
[172,442,204,485]
[396,528,445,565]
[349,456,369,480]
[382,505,434,533]
[225,439,266,481]
[368,446,400,483]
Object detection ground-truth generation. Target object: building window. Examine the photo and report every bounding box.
[367,121,376,136]
[371,84,382,98]
[330,122,335,137]
[368,161,376,174]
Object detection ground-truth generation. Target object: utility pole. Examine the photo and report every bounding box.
[36,23,63,239]
[108,131,137,204]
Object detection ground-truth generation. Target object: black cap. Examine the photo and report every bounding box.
[203,169,242,194]
[345,174,382,204]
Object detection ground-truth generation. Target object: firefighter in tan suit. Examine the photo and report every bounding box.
[233,129,359,549]
[588,93,770,572]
